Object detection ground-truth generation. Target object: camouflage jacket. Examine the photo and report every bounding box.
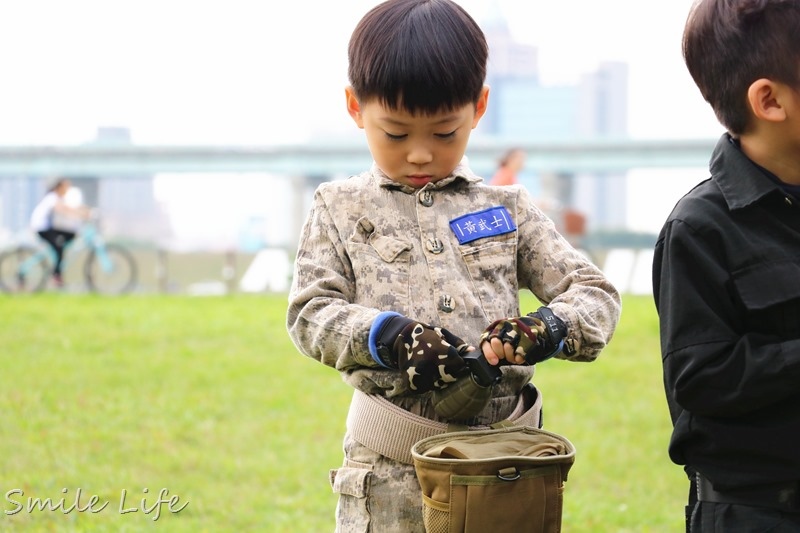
[287,163,621,398]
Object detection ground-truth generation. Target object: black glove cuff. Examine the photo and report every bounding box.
[527,306,568,359]
[374,314,414,368]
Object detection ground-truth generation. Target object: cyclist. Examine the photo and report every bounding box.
[29,178,91,287]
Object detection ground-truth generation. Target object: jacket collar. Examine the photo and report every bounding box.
[372,161,483,194]
[711,133,784,210]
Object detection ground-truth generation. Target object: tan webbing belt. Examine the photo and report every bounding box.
[346,387,543,465]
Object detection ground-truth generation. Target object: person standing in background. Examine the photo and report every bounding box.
[489,147,526,186]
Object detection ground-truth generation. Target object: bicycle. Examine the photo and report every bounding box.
[0,216,138,294]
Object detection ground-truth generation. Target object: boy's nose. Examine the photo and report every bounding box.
[407,145,433,165]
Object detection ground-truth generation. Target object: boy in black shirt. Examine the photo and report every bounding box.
[653,1,800,531]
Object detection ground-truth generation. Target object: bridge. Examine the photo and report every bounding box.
[1,137,719,293]
[0,137,718,176]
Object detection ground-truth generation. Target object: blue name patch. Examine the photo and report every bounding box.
[449,206,516,245]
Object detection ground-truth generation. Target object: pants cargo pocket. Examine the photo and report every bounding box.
[330,460,373,533]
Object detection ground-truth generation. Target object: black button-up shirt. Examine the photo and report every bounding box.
[653,133,800,490]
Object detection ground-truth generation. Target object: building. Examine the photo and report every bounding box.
[0,127,172,246]
[478,4,629,233]
[0,176,42,243]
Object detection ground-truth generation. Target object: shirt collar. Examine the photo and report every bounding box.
[711,133,784,210]
[755,159,800,200]
[372,160,483,194]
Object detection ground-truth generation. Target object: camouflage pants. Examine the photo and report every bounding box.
[330,430,424,533]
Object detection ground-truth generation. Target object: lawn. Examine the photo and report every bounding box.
[0,293,686,532]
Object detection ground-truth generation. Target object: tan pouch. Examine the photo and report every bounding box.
[411,425,575,533]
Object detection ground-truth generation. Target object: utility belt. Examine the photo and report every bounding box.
[346,383,542,465]
[696,473,800,512]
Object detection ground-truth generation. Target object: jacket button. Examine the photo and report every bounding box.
[428,238,444,254]
[420,191,434,207]
[439,295,454,313]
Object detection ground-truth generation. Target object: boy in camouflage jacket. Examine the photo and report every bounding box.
[286,1,621,530]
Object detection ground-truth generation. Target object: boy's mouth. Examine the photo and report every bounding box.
[407,174,433,187]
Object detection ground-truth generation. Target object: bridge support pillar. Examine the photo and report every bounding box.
[539,171,574,210]
[289,174,331,257]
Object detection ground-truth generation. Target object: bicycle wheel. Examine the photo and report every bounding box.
[0,245,52,293]
[84,244,137,294]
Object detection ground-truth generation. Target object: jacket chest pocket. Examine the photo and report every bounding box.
[348,218,413,308]
[733,259,800,337]
[459,233,519,321]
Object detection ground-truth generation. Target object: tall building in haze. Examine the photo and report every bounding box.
[478,4,629,233]
[0,176,42,242]
[88,127,172,245]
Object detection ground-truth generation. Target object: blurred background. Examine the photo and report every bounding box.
[0,0,720,296]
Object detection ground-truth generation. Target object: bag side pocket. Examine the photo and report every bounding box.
[421,492,450,533]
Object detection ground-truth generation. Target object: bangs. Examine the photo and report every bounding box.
[349,0,487,114]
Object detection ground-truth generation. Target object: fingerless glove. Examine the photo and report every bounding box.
[369,312,469,393]
[480,306,568,364]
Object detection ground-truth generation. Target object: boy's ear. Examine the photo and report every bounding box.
[471,86,490,128]
[747,79,787,123]
[345,87,365,129]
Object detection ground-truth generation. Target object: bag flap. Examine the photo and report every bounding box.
[412,426,575,464]
[423,432,568,460]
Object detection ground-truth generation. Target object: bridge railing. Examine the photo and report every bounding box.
[0,137,717,176]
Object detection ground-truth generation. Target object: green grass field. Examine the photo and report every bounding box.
[0,293,686,532]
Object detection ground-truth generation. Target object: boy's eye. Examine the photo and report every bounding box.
[435,130,457,139]
[385,132,407,141]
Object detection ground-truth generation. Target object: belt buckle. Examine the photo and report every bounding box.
[776,483,800,511]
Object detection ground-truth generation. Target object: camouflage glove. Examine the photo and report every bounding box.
[480,306,568,365]
[369,313,469,393]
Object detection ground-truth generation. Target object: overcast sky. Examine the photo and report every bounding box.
[0,0,721,241]
[0,0,720,146]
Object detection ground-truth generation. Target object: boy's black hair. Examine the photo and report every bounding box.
[348,0,488,114]
[683,0,800,135]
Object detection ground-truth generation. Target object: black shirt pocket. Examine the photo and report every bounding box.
[733,259,800,337]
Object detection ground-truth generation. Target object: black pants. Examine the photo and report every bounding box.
[689,501,800,532]
[37,229,75,276]
[688,477,800,532]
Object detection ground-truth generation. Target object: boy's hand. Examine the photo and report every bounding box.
[370,313,470,393]
[396,322,471,392]
[480,307,567,366]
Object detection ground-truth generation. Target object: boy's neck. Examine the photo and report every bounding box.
[738,132,800,185]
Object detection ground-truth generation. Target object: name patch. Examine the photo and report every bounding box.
[449,206,516,245]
